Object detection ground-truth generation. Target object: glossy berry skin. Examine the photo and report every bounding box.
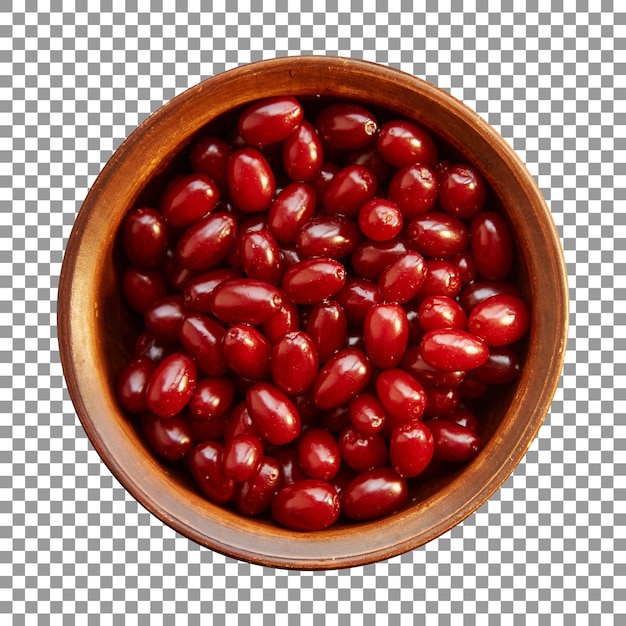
[346,327,367,352]
[305,300,348,363]
[209,278,283,325]
[261,297,299,343]
[418,295,467,331]
[188,376,235,421]
[330,464,358,497]
[182,268,242,313]
[363,303,409,369]
[220,219,264,275]
[407,212,470,259]
[234,212,270,240]
[176,213,238,271]
[159,173,220,229]
[144,296,187,342]
[238,228,283,285]
[334,277,381,324]
[145,352,197,418]
[271,479,340,531]
[458,279,521,315]
[470,211,514,280]
[438,164,487,219]
[188,441,237,504]
[141,412,193,462]
[426,419,482,462]
[295,214,361,259]
[281,257,346,305]
[222,324,272,380]
[116,356,156,415]
[238,96,303,146]
[179,313,228,377]
[227,147,276,213]
[378,251,427,304]
[339,426,389,473]
[320,280,371,326]
[340,467,408,521]
[376,119,438,168]
[348,392,387,435]
[423,387,460,417]
[452,250,479,285]
[246,382,301,445]
[400,345,466,389]
[404,302,425,345]
[267,182,317,245]
[351,236,410,281]
[223,433,264,482]
[122,207,169,269]
[313,161,340,199]
[189,135,231,193]
[164,262,196,294]
[298,428,341,480]
[223,401,263,442]
[346,144,395,185]
[237,456,282,517]
[312,348,373,410]
[322,165,377,217]
[358,198,403,242]
[279,245,302,269]
[376,369,427,426]
[273,448,308,486]
[468,294,530,346]
[388,164,438,218]
[415,260,462,300]
[390,421,434,478]
[419,329,489,372]
[282,119,324,182]
[270,331,319,395]
[122,267,167,314]
[315,102,378,150]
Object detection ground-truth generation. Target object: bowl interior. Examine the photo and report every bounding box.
[58,56,568,569]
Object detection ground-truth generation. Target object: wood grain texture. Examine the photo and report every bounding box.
[57,56,568,570]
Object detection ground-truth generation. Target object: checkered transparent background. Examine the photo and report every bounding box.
[2,1,624,623]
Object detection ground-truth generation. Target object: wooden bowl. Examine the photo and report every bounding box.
[58,56,568,570]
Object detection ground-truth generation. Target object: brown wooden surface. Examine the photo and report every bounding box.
[57,56,569,570]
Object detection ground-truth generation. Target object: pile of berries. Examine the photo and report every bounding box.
[115,96,529,531]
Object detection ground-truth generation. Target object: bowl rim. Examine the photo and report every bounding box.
[57,55,569,570]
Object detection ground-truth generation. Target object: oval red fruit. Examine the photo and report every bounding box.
[271,479,340,531]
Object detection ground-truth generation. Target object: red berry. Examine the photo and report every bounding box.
[390,421,434,478]
[315,102,378,150]
[270,331,319,395]
[377,119,438,168]
[341,468,408,521]
[145,353,197,418]
[438,164,487,219]
[271,479,340,531]
[121,207,169,269]
[238,96,303,147]
[312,348,372,410]
[358,198,403,242]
